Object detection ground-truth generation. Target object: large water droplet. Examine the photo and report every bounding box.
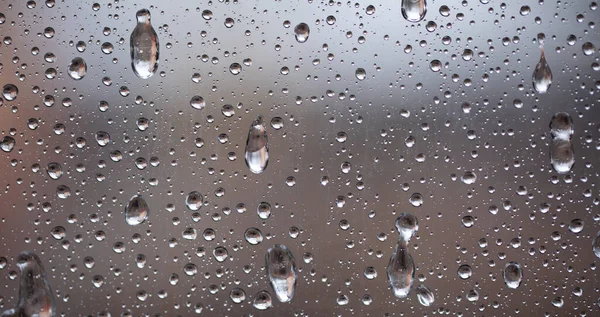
[593,231,600,258]
[265,244,297,303]
[401,0,427,23]
[2,84,18,101]
[388,213,418,298]
[244,116,269,174]
[67,57,87,80]
[125,195,149,225]
[1,252,55,317]
[130,9,159,79]
[0,136,16,152]
[294,23,310,43]
[503,261,523,289]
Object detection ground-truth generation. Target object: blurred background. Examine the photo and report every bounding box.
[0,0,599,316]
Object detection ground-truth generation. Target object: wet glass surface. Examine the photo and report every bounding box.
[0,0,599,316]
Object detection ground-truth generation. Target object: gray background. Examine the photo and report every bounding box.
[0,0,599,316]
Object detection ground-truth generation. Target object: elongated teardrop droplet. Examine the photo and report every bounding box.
[1,252,55,317]
[593,231,600,258]
[125,194,149,225]
[533,34,552,93]
[265,244,297,303]
[503,261,523,289]
[387,213,418,298]
[130,9,159,79]
[402,0,427,23]
[245,116,269,174]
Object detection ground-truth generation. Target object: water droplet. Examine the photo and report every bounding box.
[67,57,87,80]
[402,0,427,23]
[130,9,159,79]
[213,246,229,262]
[416,285,435,306]
[257,202,271,219]
[326,15,336,25]
[294,23,310,43]
[0,136,16,152]
[1,252,55,317]
[366,5,376,15]
[582,42,596,56]
[224,17,235,28]
[430,60,441,72]
[355,68,366,80]
[253,291,273,310]
[125,195,149,226]
[503,262,523,289]
[190,95,205,110]
[364,266,378,279]
[202,10,213,20]
[50,226,66,240]
[409,193,423,207]
[388,213,418,298]
[182,227,197,240]
[550,112,574,141]
[551,296,564,308]
[550,139,575,174]
[245,116,269,174]
[461,171,477,184]
[46,162,63,180]
[458,264,472,279]
[230,287,246,304]
[186,191,204,211]
[265,244,297,303]
[95,131,111,147]
[2,84,18,101]
[56,185,71,199]
[229,63,242,75]
[520,5,531,15]
[244,227,264,245]
[532,49,552,93]
[569,218,584,233]
[270,117,284,130]
[593,231,600,258]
